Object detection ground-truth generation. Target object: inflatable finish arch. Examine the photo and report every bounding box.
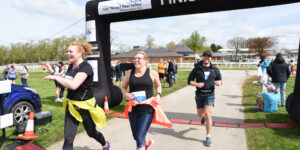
[85,0,300,126]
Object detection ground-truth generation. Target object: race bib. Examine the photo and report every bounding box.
[204,71,210,80]
[132,91,146,102]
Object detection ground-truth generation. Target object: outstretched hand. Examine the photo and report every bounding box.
[44,75,56,81]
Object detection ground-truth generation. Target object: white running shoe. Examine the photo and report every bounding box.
[55,98,62,102]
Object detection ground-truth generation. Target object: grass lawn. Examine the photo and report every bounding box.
[0,70,190,149]
[242,76,300,150]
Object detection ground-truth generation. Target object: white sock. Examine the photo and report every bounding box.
[206,135,210,138]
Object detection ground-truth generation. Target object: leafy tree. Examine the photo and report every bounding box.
[201,46,212,53]
[211,43,217,52]
[166,41,176,51]
[182,31,206,53]
[247,37,277,57]
[227,37,246,62]
[0,34,86,64]
[145,34,155,48]
[0,46,9,65]
[216,45,223,50]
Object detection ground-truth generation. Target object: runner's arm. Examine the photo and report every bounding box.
[121,70,134,100]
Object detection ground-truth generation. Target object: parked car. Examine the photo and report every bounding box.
[0,80,42,125]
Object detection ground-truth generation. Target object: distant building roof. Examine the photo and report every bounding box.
[112,51,182,58]
[112,53,135,58]
[212,53,225,57]
[147,52,182,57]
[219,48,249,52]
[174,44,194,53]
[144,47,169,53]
[132,46,146,52]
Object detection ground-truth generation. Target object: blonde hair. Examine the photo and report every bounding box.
[266,84,278,94]
[134,51,148,60]
[69,42,92,59]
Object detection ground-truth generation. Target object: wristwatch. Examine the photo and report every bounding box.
[157,93,161,96]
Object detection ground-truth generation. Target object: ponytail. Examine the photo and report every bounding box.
[70,42,92,59]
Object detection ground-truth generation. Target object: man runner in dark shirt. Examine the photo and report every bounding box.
[187,50,222,147]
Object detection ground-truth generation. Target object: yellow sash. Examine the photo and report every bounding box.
[63,97,106,129]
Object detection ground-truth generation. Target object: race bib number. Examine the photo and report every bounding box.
[204,71,210,80]
[132,91,146,102]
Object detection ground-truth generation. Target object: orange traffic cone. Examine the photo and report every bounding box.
[104,96,111,114]
[18,112,39,140]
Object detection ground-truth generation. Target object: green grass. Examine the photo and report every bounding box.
[242,76,300,150]
[109,71,191,113]
[0,70,190,149]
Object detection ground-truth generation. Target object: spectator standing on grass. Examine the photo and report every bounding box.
[20,65,29,86]
[46,61,66,102]
[259,55,269,85]
[7,65,17,84]
[187,50,222,147]
[173,59,178,83]
[115,60,123,86]
[158,59,166,87]
[44,42,110,150]
[267,53,290,106]
[167,59,174,88]
[290,60,295,75]
[194,58,201,68]
[2,65,10,80]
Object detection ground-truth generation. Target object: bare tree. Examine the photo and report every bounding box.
[227,37,246,62]
[247,37,277,57]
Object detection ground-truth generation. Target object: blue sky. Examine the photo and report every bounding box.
[0,0,299,51]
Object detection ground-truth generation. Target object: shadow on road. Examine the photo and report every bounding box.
[73,146,98,150]
[148,127,203,142]
[165,111,245,123]
[223,94,243,99]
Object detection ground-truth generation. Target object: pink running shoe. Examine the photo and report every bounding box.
[145,139,153,150]
[103,141,110,150]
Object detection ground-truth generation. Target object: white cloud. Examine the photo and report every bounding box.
[111,22,150,34]
[0,1,299,50]
[11,0,83,19]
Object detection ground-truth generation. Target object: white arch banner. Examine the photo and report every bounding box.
[98,0,152,15]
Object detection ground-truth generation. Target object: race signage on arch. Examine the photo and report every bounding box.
[98,0,152,15]
[160,0,207,6]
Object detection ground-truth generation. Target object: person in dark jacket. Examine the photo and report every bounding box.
[267,53,291,106]
[187,50,222,147]
[2,65,9,80]
[115,60,122,86]
[167,59,174,87]
[173,60,178,83]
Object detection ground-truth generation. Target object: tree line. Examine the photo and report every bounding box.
[145,31,278,62]
[0,34,85,65]
[0,30,279,65]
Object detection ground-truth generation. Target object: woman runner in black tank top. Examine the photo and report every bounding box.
[129,68,154,114]
[121,51,162,150]
[44,42,110,150]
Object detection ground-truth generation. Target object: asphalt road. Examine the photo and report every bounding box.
[47,70,252,150]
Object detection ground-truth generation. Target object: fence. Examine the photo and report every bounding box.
[0,61,297,72]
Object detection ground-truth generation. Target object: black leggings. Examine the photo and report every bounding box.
[60,87,65,98]
[63,105,106,150]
